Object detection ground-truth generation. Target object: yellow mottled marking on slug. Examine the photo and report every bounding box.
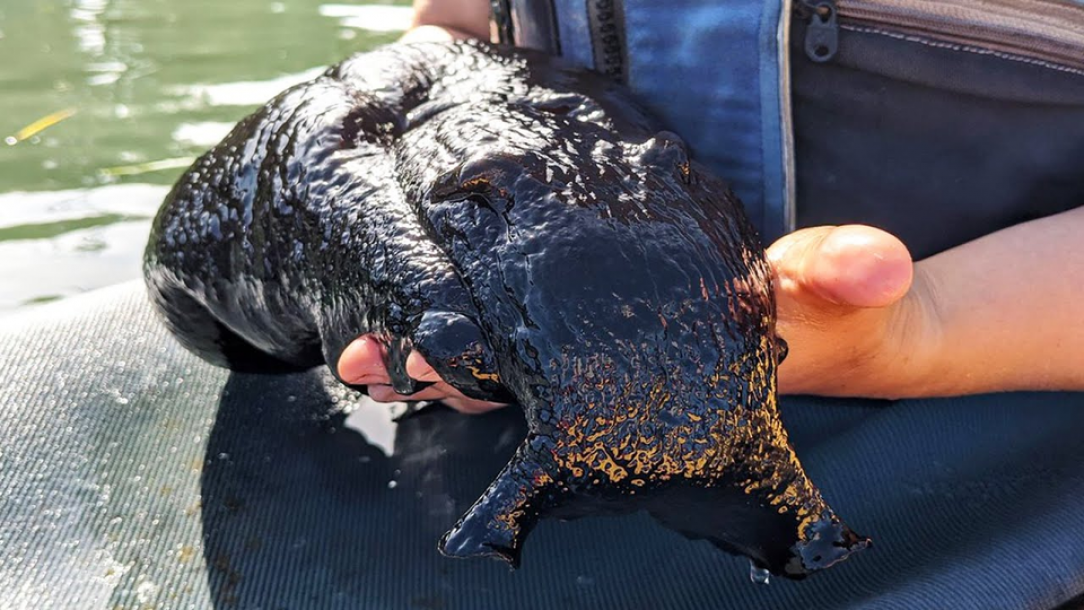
[460,177,490,190]
[468,366,499,382]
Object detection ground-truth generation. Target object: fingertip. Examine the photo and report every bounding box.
[368,384,400,403]
[405,350,441,382]
[338,335,390,384]
[809,225,913,308]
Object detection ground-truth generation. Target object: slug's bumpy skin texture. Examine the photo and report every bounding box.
[144,41,868,578]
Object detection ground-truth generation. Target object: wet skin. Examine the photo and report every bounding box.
[144,40,868,578]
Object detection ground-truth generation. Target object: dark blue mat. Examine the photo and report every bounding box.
[2,282,1083,608]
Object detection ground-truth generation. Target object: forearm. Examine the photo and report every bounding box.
[913,205,1084,395]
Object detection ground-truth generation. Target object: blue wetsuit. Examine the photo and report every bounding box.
[501,0,1084,258]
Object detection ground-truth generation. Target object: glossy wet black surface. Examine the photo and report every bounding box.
[146,40,864,577]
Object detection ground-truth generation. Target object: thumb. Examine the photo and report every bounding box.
[766,225,914,314]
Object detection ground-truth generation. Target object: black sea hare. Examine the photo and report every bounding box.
[144,40,869,579]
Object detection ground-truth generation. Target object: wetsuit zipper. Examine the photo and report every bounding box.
[796,0,1084,72]
[797,0,840,63]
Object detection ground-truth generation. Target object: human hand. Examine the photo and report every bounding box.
[346,1,493,414]
[768,225,941,398]
[341,224,938,411]
[337,336,508,414]
[404,0,490,42]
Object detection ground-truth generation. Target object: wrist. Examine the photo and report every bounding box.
[408,1,491,42]
[400,25,474,43]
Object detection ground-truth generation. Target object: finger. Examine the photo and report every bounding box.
[405,350,443,382]
[367,381,463,403]
[768,225,913,310]
[367,384,400,403]
[337,335,392,385]
[368,381,509,413]
[441,396,509,415]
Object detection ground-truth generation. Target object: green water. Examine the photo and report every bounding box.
[0,0,410,314]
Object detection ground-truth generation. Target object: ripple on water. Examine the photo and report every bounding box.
[0,184,168,315]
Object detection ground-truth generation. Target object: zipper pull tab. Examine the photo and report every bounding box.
[803,0,839,63]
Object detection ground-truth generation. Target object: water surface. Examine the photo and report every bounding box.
[0,0,411,315]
